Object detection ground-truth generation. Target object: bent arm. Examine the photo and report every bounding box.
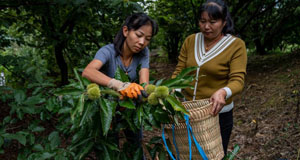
[82,59,112,86]
[226,41,247,98]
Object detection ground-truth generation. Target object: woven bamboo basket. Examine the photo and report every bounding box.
[164,99,224,160]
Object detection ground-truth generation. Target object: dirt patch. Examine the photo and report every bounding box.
[231,52,300,159]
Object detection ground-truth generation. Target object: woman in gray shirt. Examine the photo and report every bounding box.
[82,13,158,159]
[82,13,158,99]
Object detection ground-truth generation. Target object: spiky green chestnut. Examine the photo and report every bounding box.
[87,83,99,90]
[146,84,156,94]
[87,86,101,100]
[148,93,158,105]
[154,86,169,98]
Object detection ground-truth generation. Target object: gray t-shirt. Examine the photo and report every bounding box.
[94,44,149,82]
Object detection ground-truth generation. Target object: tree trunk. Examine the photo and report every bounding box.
[55,43,69,85]
[254,39,266,55]
[167,32,181,64]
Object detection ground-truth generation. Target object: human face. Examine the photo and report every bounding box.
[199,11,226,41]
[123,24,152,54]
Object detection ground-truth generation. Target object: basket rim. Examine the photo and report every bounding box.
[182,98,211,104]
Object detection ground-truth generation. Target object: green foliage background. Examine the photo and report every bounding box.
[0,0,300,159]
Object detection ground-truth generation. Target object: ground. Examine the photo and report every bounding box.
[146,51,300,160]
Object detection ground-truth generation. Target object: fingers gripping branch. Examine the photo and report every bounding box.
[108,79,146,99]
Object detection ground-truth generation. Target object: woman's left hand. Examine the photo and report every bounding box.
[210,88,227,116]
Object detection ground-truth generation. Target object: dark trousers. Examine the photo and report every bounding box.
[219,110,233,155]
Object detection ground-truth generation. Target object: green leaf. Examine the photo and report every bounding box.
[119,99,135,109]
[32,87,43,95]
[33,144,44,152]
[99,98,117,136]
[161,67,197,87]
[73,68,84,90]
[22,106,36,114]
[168,84,193,90]
[41,152,55,159]
[100,89,121,97]
[2,132,26,145]
[14,89,26,104]
[78,142,94,160]
[160,78,182,87]
[118,152,128,160]
[165,95,189,115]
[224,144,240,160]
[122,110,137,132]
[48,131,61,150]
[146,110,160,128]
[16,109,24,120]
[46,97,55,112]
[82,77,91,86]
[155,79,164,86]
[17,152,27,160]
[115,67,129,82]
[54,88,83,96]
[176,66,197,78]
[153,107,169,123]
[0,137,4,147]
[28,133,35,145]
[70,137,92,151]
[143,120,153,131]
[31,126,45,132]
[3,116,11,124]
[78,93,85,115]
[102,145,112,160]
[58,107,72,114]
[137,106,143,124]
[79,102,92,126]
[133,147,143,160]
[55,155,68,160]
[148,144,159,159]
[24,95,45,106]
[158,148,167,160]
[149,136,162,144]
[103,141,119,152]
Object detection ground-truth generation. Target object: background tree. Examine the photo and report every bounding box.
[229,0,300,55]
[149,0,300,61]
[148,0,204,63]
[0,0,143,85]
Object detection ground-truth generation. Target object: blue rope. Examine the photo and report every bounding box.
[187,123,208,160]
[184,114,192,160]
[162,114,209,160]
[172,124,180,160]
[162,124,176,160]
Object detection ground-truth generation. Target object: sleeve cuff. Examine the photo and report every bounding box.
[174,88,182,92]
[223,87,232,99]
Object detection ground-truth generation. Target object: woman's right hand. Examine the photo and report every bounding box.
[210,88,227,116]
[108,79,147,99]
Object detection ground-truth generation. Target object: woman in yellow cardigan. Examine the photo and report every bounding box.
[172,0,247,155]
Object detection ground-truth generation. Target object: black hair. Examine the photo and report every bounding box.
[113,13,158,56]
[199,0,234,34]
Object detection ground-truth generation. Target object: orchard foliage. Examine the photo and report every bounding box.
[0,66,197,159]
[0,0,144,85]
[1,0,299,85]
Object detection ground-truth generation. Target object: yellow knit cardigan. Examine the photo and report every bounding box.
[172,33,247,105]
